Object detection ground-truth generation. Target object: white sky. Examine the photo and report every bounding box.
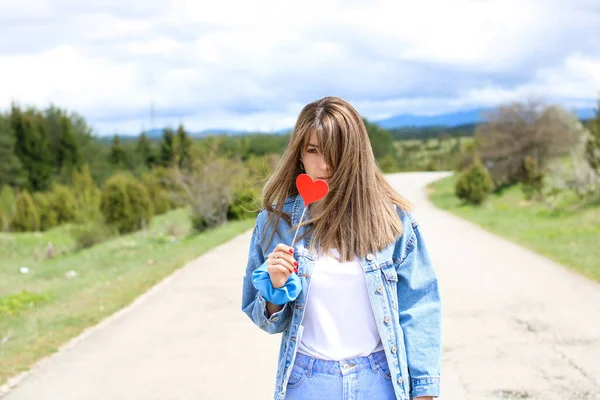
[1,0,599,135]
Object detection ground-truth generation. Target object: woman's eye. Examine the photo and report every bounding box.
[307,149,317,154]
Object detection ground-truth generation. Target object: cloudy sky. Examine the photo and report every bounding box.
[1,0,599,136]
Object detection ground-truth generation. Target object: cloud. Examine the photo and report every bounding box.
[0,0,598,135]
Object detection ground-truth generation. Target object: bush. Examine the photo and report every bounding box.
[72,164,102,222]
[0,185,16,232]
[0,290,51,317]
[521,155,545,201]
[169,155,244,233]
[142,168,175,216]
[70,219,116,250]
[49,184,78,224]
[454,156,494,205]
[32,192,59,231]
[100,173,153,234]
[227,185,260,221]
[11,190,40,232]
[378,154,399,173]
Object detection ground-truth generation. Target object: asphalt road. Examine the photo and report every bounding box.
[1,171,599,400]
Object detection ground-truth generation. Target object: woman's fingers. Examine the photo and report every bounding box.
[268,253,295,273]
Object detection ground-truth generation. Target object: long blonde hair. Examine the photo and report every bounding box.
[261,96,413,262]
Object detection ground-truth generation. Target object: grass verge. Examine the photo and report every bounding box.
[0,208,255,386]
[427,174,600,283]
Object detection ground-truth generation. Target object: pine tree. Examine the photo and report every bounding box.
[159,128,176,167]
[0,114,27,188]
[12,106,53,191]
[109,134,126,166]
[176,123,193,169]
[57,115,82,178]
[136,131,155,168]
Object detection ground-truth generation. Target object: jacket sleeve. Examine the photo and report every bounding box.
[241,212,292,334]
[396,215,442,399]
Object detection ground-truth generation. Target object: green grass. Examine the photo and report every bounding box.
[427,175,600,283]
[0,208,255,386]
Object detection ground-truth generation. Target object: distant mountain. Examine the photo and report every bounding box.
[117,106,595,139]
[376,107,594,129]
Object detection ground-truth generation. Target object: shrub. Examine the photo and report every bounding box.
[32,192,59,231]
[0,185,16,231]
[521,155,545,201]
[142,168,175,216]
[169,155,244,232]
[71,164,102,222]
[454,156,494,205]
[425,159,438,172]
[0,290,51,317]
[49,184,78,224]
[11,190,40,232]
[227,185,260,221]
[378,154,400,173]
[70,219,116,250]
[477,101,576,187]
[100,173,153,234]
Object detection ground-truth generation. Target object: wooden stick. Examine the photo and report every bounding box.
[291,206,307,248]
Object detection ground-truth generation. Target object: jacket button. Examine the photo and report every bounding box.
[397,376,403,383]
[391,346,397,354]
[384,316,391,324]
[376,286,383,293]
[366,254,374,261]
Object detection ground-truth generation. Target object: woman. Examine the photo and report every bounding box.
[241,96,441,400]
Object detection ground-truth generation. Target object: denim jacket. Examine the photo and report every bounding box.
[241,194,442,400]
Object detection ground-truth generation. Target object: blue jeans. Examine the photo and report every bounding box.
[284,350,396,400]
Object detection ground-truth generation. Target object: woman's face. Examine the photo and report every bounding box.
[300,131,332,185]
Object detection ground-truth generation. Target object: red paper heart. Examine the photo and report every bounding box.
[296,173,329,206]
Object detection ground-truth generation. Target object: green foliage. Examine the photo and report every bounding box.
[0,290,51,317]
[390,124,476,141]
[585,100,600,176]
[159,128,176,167]
[11,189,40,232]
[227,185,260,221]
[32,192,59,231]
[454,156,494,205]
[70,218,117,250]
[11,106,54,191]
[521,155,545,201]
[363,119,395,160]
[0,185,16,231]
[56,115,83,179]
[136,132,156,168]
[109,134,127,166]
[0,114,28,188]
[168,155,244,232]
[49,184,78,224]
[100,173,153,234]
[71,164,102,221]
[142,168,175,216]
[378,153,399,173]
[176,123,193,169]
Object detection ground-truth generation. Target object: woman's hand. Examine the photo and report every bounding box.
[414,397,434,400]
[266,243,297,288]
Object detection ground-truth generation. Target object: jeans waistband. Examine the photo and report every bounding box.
[293,350,387,376]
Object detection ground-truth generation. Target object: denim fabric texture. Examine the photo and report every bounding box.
[241,194,442,400]
[284,350,396,400]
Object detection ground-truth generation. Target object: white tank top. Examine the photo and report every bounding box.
[297,249,384,361]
